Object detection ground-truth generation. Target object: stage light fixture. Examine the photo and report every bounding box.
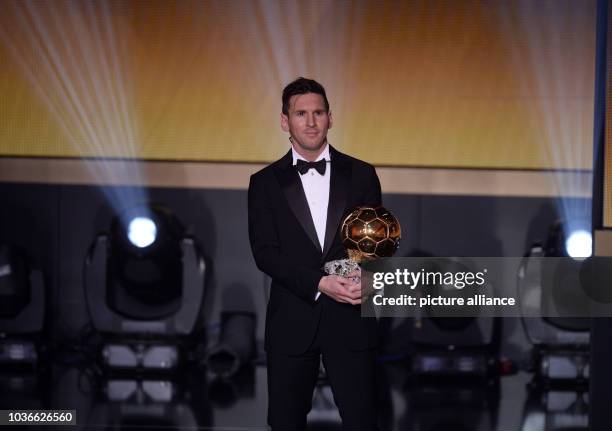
[85,376,210,430]
[84,203,206,372]
[205,286,256,378]
[107,205,186,319]
[408,382,500,431]
[127,216,157,248]
[409,256,502,378]
[0,244,45,366]
[517,216,591,425]
[565,229,592,259]
[0,245,31,319]
[205,312,255,378]
[545,220,592,260]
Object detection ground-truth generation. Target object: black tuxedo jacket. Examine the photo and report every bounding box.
[248,146,382,355]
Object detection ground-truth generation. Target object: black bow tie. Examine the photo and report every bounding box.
[296,159,328,175]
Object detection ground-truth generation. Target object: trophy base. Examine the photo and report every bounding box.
[323,259,359,277]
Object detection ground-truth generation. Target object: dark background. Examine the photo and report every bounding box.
[0,181,570,355]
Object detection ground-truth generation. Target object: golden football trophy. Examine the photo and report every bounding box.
[323,206,401,277]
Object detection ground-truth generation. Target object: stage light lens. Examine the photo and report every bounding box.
[565,230,592,259]
[127,217,157,248]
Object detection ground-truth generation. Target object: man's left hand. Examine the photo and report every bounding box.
[346,267,376,300]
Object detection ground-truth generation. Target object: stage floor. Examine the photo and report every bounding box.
[0,360,578,431]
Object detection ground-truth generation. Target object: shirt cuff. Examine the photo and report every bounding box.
[315,291,321,301]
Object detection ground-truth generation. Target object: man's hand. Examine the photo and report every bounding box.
[345,267,376,300]
[318,275,363,305]
[346,268,361,284]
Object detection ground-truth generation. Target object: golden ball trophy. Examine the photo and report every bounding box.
[324,206,401,277]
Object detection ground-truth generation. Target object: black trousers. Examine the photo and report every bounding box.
[266,313,378,431]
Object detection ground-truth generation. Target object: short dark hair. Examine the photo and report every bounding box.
[282,77,330,115]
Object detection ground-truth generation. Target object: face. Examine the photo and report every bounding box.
[281,93,332,159]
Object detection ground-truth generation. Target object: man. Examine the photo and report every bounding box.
[248,77,381,430]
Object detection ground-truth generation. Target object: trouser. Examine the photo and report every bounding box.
[266,321,378,431]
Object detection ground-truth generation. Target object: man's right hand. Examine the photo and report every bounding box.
[318,275,362,305]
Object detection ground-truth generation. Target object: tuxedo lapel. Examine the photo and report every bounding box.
[322,148,350,259]
[275,151,322,254]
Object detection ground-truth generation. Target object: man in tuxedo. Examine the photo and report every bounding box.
[248,77,381,430]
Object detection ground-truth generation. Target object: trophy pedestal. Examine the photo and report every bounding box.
[323,259,359,277]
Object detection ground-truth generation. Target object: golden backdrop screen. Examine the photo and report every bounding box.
[0,0,596,169]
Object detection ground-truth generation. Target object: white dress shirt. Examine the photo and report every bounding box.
[292,144,331,300]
